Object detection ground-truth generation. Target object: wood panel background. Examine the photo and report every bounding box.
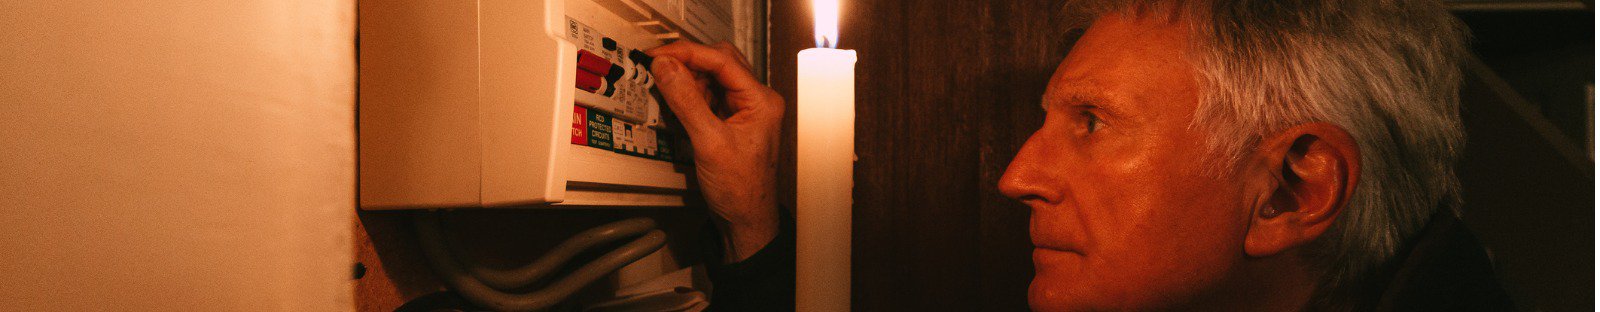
[766,1,1593,311]
[768,0,1069,310]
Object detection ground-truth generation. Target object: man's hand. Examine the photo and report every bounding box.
[648,42,782,263]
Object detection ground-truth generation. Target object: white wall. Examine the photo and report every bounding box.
[0,1,354,310]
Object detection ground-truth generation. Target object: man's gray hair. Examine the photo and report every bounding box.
[1062,0,1469,309]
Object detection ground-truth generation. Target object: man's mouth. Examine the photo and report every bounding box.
[1032,245,1081,254]
[1030,234,1082,254]
[1032,247,1083,270]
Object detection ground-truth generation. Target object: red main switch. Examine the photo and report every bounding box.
[577,50,613,75]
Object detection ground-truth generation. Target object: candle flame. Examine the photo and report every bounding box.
[813,0,839,48]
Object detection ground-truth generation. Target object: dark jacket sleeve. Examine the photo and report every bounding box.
[705,210,796,312]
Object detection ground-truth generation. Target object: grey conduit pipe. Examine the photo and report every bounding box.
[414,211,668,312]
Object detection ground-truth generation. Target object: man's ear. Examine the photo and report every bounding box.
[1244,123,1361,257]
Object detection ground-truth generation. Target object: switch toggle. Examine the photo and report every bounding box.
[628,50,653,68]
[601,65,626,97]
[576,70,602,92]
[626,50,654,87]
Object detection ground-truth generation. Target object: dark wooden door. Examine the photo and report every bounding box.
[769,1,1071,310]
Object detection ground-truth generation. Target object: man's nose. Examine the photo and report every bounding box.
[999,131,1062,207]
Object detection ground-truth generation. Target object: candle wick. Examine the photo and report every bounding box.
[816,36,834,49]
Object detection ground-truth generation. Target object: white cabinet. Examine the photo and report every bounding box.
[358,0,753,209]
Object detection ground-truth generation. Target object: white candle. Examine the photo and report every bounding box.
[797,47,855,312]
[796,0,854,309]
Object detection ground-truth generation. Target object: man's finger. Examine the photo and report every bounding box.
[711,42,753,70]
[652,56,721,138]
[647,42,766,97]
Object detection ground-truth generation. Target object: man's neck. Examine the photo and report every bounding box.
[1190,255,1319,312]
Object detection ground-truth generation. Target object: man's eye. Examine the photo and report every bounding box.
[1080,111,1101,133]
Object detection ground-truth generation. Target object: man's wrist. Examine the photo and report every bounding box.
[714,201,780,263]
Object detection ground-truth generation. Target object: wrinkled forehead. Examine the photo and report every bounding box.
[1042,13,1198,114]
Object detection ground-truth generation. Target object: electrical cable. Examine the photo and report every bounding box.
[414,211,668,312]
[438,215,660,291]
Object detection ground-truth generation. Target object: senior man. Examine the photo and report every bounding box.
[647,0,1514,311]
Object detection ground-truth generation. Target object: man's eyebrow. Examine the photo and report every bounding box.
[1042,89,1113,111]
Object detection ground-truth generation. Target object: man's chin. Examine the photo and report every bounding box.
[1028,277,1086,312]
[1029,254,1091,312]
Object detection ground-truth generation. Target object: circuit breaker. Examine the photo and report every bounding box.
[357,0,751,209]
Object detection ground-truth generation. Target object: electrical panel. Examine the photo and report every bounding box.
[358,0,754,209]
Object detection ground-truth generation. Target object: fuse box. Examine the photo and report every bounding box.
[357,0,757,209]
